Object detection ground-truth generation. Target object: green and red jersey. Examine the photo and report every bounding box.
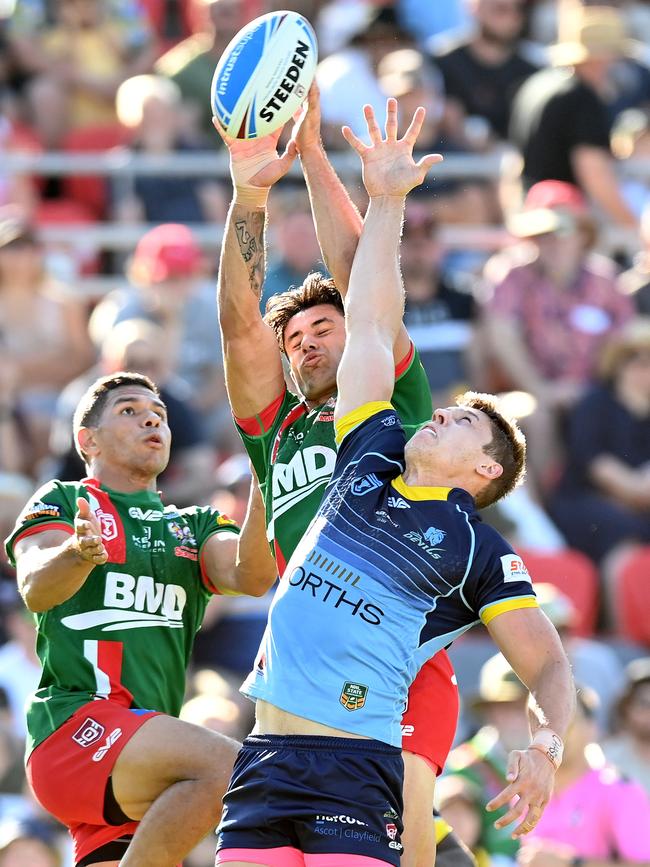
[235,344,432,573]
[5,477,239,756]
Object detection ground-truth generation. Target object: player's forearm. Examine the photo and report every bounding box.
[218,200,267,338]
[300,143,363,295]
[233,482,278,596]
[345,195,405,339]
[525,650,575,743]
[18,539,95,612]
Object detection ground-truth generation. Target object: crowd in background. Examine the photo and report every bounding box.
[1,0,650,864]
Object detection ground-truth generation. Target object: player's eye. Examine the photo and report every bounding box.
[120,406,135,415]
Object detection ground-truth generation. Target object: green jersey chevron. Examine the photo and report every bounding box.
[5,478,239,756]
[236,345,433,573]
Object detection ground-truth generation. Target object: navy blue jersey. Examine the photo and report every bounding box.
[243,403,536,745]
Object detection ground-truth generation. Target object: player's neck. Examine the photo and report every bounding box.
[88,463,159,495]
[303,389,335,411]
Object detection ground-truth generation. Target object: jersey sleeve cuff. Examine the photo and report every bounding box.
[234,388,287,436]
[199,526,241,595]
[335,401,394,445]
[7,521,74,565]
[480,595,538,625]
[394,341,415,380]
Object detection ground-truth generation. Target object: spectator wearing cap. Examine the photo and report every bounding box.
[548,317,650,567]
[604,659,650,795]
[481,180,634,488]
[445,652,533,862]
[49,318,216,506]
[113,74,226,225]
[0,214,93,463]
[519,687,650,867]
[430,0,540,147]
[509,5,638,228]
[89,223,228,441]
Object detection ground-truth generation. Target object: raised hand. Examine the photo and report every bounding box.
[342,99,442,199]
[73,498,108,566]
[212,117,297,192]
[292,82,322,153]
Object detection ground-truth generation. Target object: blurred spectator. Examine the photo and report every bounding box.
[0,596,40,741]
[260,189,323,310]
[113,73,226,224]
[445,652,531,862]
[396,0,470,47]
[50,317,216,506]
[548,317,650,565]
[619,203,650,313]
[88,223,228,441]
[481,180,633,487]
[611,107,650,219]
[431,0,539,147]
[435,776,489,867]
[604,657,650,795]
[509,5,638,228]
[535,583,623,730]
[316,5,413,144]
[155,0,247,140]
[0,115,36,216]
[0,214,94,463]
[0,817,62,867]
[399,199,478,405]
[519,687,650,867]
[12,0,156,147]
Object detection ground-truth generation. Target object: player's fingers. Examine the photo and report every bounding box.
[511,805,543,839]
[363,104,383,145]
[75,519,94,537]
[76,497,91,519]
[212,116,230,142]
[277,138,298,172]
[505,749,523,783]
[384,97,398,141]
[494,795,527,831]
[416,153,443,175]
[341,125,366,154]
[487,776,519,812]
[402,106,426,148]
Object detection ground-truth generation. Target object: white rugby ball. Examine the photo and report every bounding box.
[211,10,318,139]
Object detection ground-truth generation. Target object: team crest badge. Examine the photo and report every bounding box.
[340,681,368,711]
[351,474,382,496]
[97,511,118,541]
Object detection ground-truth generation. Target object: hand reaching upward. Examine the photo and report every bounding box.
[212,117,298,193]
[342,99,443,199]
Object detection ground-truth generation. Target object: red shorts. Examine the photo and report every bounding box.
[26,699,160,865]
[401,650,459,773]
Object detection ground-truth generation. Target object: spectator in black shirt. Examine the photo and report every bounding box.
[509,5,637,228]
[431,0,539,144]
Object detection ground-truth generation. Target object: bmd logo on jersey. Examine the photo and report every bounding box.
[350,474,382,496]
[500,554,531,584]
[340,681,368,711]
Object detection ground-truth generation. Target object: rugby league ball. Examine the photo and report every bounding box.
[211,11,318,139]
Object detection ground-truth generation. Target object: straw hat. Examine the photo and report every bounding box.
[507,180,594,239]
[549,6,637,67]
[471,653,528,708]
[598,316,650,380]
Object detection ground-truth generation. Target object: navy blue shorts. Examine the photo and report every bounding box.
[216,734,404,866]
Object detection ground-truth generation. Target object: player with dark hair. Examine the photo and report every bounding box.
[5,372,277,867]
[215,85,461,867]
[214,100,574,867]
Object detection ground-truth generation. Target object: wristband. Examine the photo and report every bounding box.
[234,184,269,209]
[528,728,564,770]
[231,149,274,209]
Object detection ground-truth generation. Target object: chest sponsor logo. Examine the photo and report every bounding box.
[72,717,105,747]
[375,509,398,527]
[290,558,384,626]
[403,526,446,558]
[500,554,531,584]
[61,571,187,632]
[271,445,336,520]
[350,473,382,496]
[128,507,165,521]
[387,496,409,509]
[167,520,197,547]
[92,727,123,762]
[340,681,368,711]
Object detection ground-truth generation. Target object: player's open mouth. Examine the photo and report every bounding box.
[144,434,163,447]
[303,352,322,367]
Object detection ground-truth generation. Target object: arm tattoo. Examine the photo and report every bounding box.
[235,214,265,297]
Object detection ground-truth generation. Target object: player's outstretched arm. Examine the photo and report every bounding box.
[214,121,297,418]
[14,498,108,612]
[294,84,363,295]
[335,100,442,423]
[486,607,575,838]
[201,474,277,597]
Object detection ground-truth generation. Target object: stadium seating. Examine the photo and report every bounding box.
[517,548,600,636]
[613,547,650,646]
[62,124,130,220]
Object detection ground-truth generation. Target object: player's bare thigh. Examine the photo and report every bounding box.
[110,714,240,819]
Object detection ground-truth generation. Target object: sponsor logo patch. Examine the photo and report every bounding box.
[92,727,123,762]
[500,554,531,584]
[340,681,368,711]
[72,717,105,747]
[97,511,118,541]
[386,823,398,840]
[387,496,409,509]
[167,520,197,547]
[374,509,398,527]
[175,546,198,561]
[216,514,237,528]
[22,501,61,522]
[403,527,445,558]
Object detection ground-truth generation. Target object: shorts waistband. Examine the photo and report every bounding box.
[243,734,401,755]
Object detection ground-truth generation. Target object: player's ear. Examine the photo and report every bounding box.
[476,459,503,482]
[77,427,99,458]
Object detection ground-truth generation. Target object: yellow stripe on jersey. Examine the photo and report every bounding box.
[335,401,394,445]
[391,475,451,502]
[480,595,538,625]
[435,816,452,844]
